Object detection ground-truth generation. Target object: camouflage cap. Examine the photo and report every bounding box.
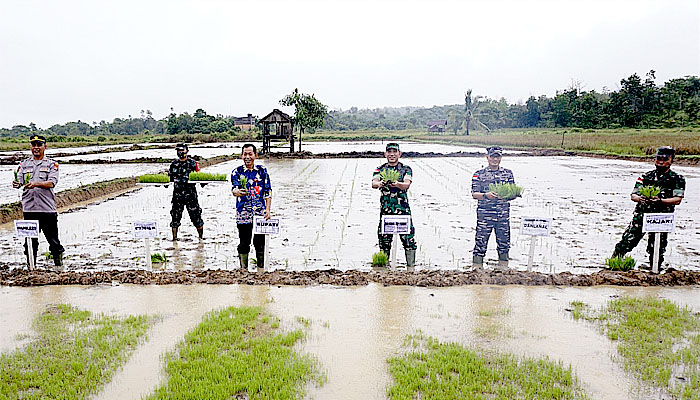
[655,146,675,157]
[386,143,400,151]
[487,146,503,157]
[175,143,188,151]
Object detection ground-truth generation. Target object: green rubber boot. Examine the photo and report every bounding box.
[405,249,416,268]
[239,254,249,269]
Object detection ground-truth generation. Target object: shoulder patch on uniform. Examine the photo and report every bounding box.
[53,162,59,169]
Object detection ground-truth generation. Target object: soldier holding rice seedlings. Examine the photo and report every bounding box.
[169,143,204,240]
[612,146,685,269]
[11,135,65,267]
[471,146,516,265]
[372,142,417,267]
[231,143,272,269]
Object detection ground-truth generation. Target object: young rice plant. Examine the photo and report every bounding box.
[488,182,524,200]
[379,169,401,183]
[605,255,636,271]
[188,171,227,181]
[638,185,661,198]
[372,251,388,267]
[139,174,170,183]
[151,252,167,263]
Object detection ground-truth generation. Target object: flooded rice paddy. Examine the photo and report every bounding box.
[1,155,698,273]
[2,284,699,399]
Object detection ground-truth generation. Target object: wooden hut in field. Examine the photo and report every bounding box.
[427,119,447,133]
[259,109,295,154]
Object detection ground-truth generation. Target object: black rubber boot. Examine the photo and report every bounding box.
[239,254,249,269]
[498,252,509,262]
[53,252,64,267]
[256,251,265,271]
[405,249,416,268]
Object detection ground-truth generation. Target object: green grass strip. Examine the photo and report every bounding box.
[139,174,170,183]
[571,296,700,398]
[387,333,587,399]
[146,306,322,400]
[188,171,227,181]
[0,304,153,400]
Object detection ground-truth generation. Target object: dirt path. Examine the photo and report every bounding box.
[2,266,699,287]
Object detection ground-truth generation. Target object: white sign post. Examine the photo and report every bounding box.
[15,220,40,269]
[519,217,552,272]
[381,215,411,268]
[642,213,675,274]
[133,221,158,270]
[253,216,280,271]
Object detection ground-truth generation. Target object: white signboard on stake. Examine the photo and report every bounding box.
[642,213,675,233]
[133,221,158,239]
[520,217,552,237]
[15,220,40,238]
[254,216,280,235]
[381,215,411,235]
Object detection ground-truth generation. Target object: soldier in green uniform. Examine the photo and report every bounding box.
[612,146,685,269]
[371,143,416,267]
[169,143,204,240]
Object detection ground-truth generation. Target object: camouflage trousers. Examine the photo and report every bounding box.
[473,207,510,257]
[614,212,668,264]
[170,195,203,229]
[377,217,417,256]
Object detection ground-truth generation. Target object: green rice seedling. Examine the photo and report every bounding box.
[43,251,53,261]
[372,251,388,267]
[139,174,170,183]
[379,168,400,183]
[0,304,153,400]
[188,171,227,181]
[638,185,661,198]
[488,182,524,200]
[13,170,18,181]
[239,175,248,189]
[24,172,31,183]
[575,296,700,398]
[604,256,635,271]
[151,252,167,263]
[387,333,588,399]
[146,306,323,399]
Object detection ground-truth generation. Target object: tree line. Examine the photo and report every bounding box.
[323,71,700,133]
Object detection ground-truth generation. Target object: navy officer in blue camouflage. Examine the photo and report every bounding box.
[471,146,516,265]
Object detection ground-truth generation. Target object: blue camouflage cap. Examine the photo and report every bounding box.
[487,146,503,157]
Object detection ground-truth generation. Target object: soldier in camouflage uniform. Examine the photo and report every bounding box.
[471,146,516,265]
[372,143,417,267]
[612,146,685,269]
[169,143,204,240]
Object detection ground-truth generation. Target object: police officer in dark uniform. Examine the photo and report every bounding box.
[12,135,65,267]
[169,143,204,240]
[471,146,516,265]
[612,146,685,269]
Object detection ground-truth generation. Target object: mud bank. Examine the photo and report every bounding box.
[264,148,575,159]
[2,266,699,287]
[0,177,139,224]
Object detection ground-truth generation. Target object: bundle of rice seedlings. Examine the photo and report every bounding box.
[638,185,661,198]
[605,255,635,271]
[188,172,227,181]
[239,175,248,189]
[151,252,167,263]
[487,183,523,200]
[379,169,401,183]
[372,251,388,267]
[139,174,170,183]
[24,172,31,183]
[14,170,18,181]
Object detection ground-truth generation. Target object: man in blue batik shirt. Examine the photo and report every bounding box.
[231,143,272,269]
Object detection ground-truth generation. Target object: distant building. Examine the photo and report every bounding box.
[427,119,447,133]
[233,114,256,131]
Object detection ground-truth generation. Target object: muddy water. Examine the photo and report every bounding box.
[0,156,698,272]
[0,164,165,204]
[2,284,699,399]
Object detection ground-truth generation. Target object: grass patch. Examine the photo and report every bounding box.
[605,256,636,271]
[387,333,587,399]
[139,174,169,183]
[372,251,388,267]
[0,304,153,400]
[188,171,227,181]
[572,296,700,398]
[145,306,323,400]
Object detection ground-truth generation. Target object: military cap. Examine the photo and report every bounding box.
[29,135,46,144]
[487,146,503,157]
[386,143,400,151]
[655,146,675,157]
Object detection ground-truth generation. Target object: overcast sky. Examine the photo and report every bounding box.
[1,0,698,128]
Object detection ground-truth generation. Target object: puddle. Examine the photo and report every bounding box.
[0,156,698,272]
[2,284,699,399]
